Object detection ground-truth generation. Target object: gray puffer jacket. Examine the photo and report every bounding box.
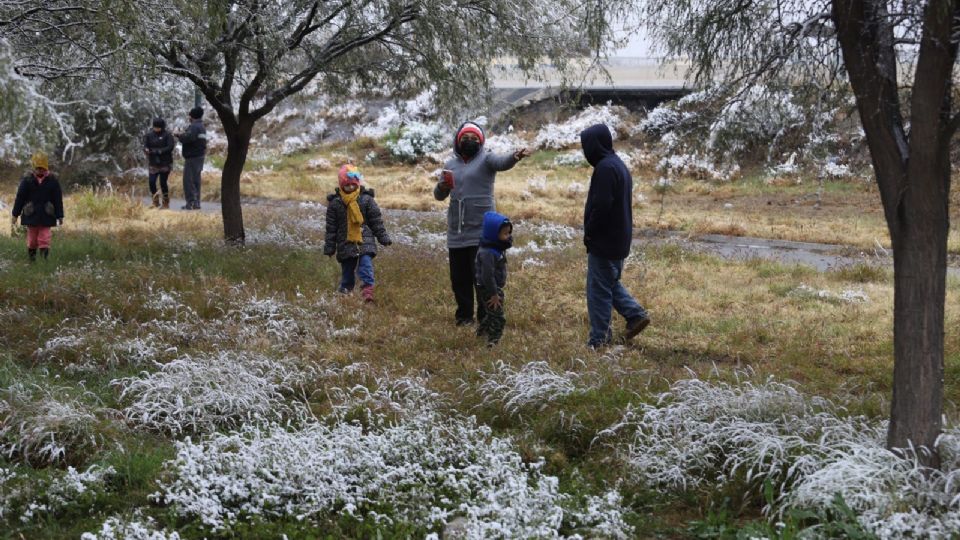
[433,124,519,249]
[324,187,392,261]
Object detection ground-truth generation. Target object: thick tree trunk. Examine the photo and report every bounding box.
[220,119,254,244]
[833,0,956,467]
[887,179,948,467]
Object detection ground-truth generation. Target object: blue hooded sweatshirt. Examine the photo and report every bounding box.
[581,123,633,260]
[475,211,512,294]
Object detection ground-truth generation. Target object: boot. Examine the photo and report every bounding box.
[28,248,36,262]
[161,194,170,209]
[151,192,161,208]
[361,285,375,303]
[40,248,49,260]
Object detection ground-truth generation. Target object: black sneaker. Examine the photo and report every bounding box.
[624,316,651,340]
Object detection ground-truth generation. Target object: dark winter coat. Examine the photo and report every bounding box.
[12,173,64,227]
[143,130,175,168]
[324,187,392,261]
[581,124,634,261]
[433,123,519,249]
[178,119,207,159]
[475,211,511,295]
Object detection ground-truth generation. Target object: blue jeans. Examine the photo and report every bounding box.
[339,255,374,292]
[587,253,647,346]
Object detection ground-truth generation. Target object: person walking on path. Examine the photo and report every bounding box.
[581,123,650,349]
[433,121,531,326]
[324,164,392,302]
[11,152,64,262]
[175,107,207,210]
[143,117,175,208]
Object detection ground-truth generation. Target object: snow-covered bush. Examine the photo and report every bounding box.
[385,122,447,163]
[534,105,630,149]
[657,153,740,182]
[155,381,632,538]
[554,151,587,167]
[355,90,438,138]
[0,382,103,465]
[82,511,181,540]
[606,375,960,538]
[789,284,870,304]
[113,352,307,435]
[637,106,682,137]
[476,361,595,415]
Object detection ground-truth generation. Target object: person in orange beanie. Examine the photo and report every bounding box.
[11,152,64,262]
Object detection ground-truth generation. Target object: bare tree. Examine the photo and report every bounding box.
[72,0,600,244]
[642,0,956,467]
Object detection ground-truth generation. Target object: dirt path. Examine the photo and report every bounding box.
[151,196,960,277]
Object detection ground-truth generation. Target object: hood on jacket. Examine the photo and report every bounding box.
[454,121,485,158]
[580,123,615,167]
[480,211,512,252]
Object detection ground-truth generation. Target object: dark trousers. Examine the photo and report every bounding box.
[449,246,485,324]
[149,170,170,196]
[182,156,204,208]
[477,290,505,344]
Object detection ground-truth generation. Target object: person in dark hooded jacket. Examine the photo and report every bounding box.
[434,121,531,326]
[580,123,650,349]
[143,117,175,208]
[324,164,392,302]
[475,211,512,346]
[11,152,64,262]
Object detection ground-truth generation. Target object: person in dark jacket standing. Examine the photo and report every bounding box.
[434,121,531,326]
[175,107,207,210]
[581,123,650,349]
[143,117,175,208]
[11,152,64,262]
[475,211,513,347]
[324,164,392,302]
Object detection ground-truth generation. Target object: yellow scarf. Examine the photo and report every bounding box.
[340,188,364,243]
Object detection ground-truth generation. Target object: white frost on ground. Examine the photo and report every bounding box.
[606,376,960,538]
[155,379,632,538]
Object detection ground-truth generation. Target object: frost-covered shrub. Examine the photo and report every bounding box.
[355,90,438,138]
[637,106,682,137]
[707,86,806,156]
[534,105,630,149]
[114,352,308,435]
[657,153,740,182]
[554,151,587,167]
[155,383,632,538]
[607,375,960,538]
[385,122,447,163]
[0,383,103,465]
[476,361,594,415]
[484,132,529,155]
[82,511,181,540]
[509,221,577,256]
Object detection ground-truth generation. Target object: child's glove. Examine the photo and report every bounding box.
[323,246,335,257]
[380,237,392,246]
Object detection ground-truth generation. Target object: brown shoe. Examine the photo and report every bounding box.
[151,193,161,208]
[161,195,170,209]
[624,316,650,340]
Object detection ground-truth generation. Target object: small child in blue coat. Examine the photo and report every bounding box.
[474,211,512,346]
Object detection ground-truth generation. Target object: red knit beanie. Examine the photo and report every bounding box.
[456,123,484,145]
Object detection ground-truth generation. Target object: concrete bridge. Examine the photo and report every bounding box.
[491,57,693,112]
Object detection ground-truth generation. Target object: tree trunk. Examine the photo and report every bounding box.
[220,119,254,244]
[833,0,956,467]
[887,177,948,467]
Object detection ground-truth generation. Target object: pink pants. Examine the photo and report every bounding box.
[26,226,52,249]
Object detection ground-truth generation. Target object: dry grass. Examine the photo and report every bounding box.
[176,143,960,253]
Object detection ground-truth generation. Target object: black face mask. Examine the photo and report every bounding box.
[460,140,480,158]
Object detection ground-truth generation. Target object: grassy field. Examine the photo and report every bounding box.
[1,145,960,538]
